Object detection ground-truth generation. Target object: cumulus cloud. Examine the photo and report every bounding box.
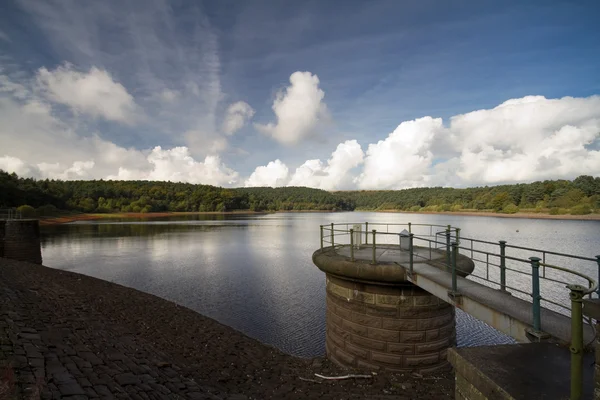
[447,95,600,184]
[222,101,255,135]
[245,159,289,187]
[0,67,238,186]
[356,117,443,189]
[256,71,328,145]
[289,140,364,190]
[108,146,238,185]
[36,63,138,124]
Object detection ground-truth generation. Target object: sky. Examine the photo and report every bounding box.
[0,0,599,190]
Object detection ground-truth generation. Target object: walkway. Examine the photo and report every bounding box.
[328,244,594,345]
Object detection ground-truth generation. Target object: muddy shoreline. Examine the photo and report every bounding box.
[38,209,600,226]
[0,258,454,399]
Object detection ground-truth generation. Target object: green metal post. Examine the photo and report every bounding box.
[596,256,600,297]
[408,222,412,234]
[446,228,451,268]
[499,241,507,292]
[330,223,334,248]
[530,257,542,331]
[320,225,324,250]
[372,230,377,264]
[451,242,458,293]
[409,233,414,274]
[567,284,585,400]
[365,222,369,245]
[350,229,355,261]
[456,228,461,247]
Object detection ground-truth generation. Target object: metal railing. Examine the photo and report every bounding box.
[319,222,598,400]
[0,208,22,220]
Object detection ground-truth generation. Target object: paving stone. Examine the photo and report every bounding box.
[18,332,41,340]
[80,352,103,366]
[59,382,85,396]
[94,385,111,396]
[84,387,98,398]
[114,372,140,386]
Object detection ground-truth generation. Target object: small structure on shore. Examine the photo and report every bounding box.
[312,222,599,399]
[313,223,475,374]
[0,215,42,264]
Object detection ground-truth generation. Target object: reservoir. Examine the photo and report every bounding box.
[39,212,600,357]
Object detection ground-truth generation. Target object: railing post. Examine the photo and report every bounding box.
[596,256,600,297]
[350,229,355,261]
[408,222,412,234]
[372,230,377,264]
[567,284,585,400]
[320,225,324,250]
[456,228,461,247]
[365,222,369,245]
[330,223,334,248]
[409,233,414,274]
[529,257,542,332]
[499,240,507,292]
[446,228,451,268]
[451,242,458,293]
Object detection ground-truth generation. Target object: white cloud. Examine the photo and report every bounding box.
[289,140,364,190]
[256,71,328,145]
[448,95,600,184]
[109,146,239,185]
[356,117,443,189]
[245,159,289,187]
[36,63,138,124]
[0,67,239,186]
[222,101,255,135]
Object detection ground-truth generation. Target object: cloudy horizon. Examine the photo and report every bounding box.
[1,0,599,190]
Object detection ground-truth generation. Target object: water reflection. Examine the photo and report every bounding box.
[40,212,600,357]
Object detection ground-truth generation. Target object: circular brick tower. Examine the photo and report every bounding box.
[313,244,474,374]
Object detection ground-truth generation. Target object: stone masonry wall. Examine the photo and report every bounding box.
[0,220,5,257]
[325,275,455,374]
[3,219,42,264]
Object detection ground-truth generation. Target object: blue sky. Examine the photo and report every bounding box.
[0,0,599,189]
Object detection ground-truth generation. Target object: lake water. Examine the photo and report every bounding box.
[39,212,600,357]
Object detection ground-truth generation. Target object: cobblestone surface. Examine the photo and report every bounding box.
[0,258,453,399]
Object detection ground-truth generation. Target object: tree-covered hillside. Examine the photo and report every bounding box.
[1,169,598,216]
[0,170,353,213]
[336,175,599,215]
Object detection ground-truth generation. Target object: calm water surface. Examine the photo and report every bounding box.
[40,212,600,357]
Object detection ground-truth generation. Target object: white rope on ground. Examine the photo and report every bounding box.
[314,373,374,380]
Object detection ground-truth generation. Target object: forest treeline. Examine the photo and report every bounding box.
[0,170,352,214]
[339,175,599,215]
[1,170,598,216]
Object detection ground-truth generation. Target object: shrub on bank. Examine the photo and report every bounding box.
[502,203,519,214]
[16,205,36,218]
[549,207,569,215]
[570,204,592,215]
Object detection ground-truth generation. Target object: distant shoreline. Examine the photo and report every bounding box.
[369,209,600,221]
[37,209,600,225]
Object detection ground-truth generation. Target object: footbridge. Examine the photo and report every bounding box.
[312,222,599,400]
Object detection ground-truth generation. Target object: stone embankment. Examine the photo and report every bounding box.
[0,258,453,399]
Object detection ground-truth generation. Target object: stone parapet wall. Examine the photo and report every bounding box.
[325,275,455,373]
[0,220,5,257]
[3,219,42,264]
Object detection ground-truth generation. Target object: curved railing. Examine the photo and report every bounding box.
[319,222,599,399]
